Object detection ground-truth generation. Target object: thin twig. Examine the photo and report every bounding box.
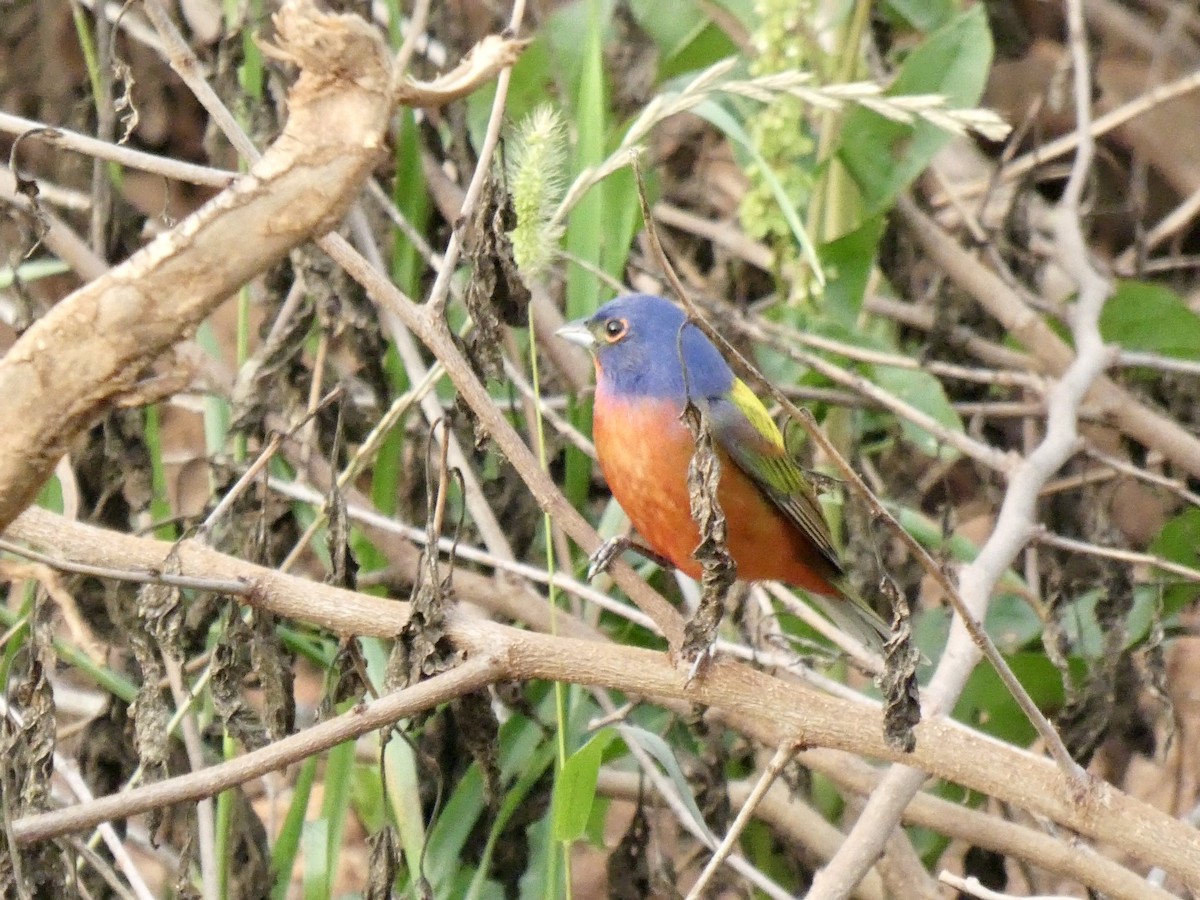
[11,654,503,844]
[423,1,527,318]
[0,538,250,595]
[939,872,1076,900]
[1033,529,1200,584]
[998,69,1200,186]
[685,743,798,900]
[161,655,217,900]
[0,113,234,187]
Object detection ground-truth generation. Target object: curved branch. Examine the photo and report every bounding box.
[0,0,393,529]
[7,507,1200,892]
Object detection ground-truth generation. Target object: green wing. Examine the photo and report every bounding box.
[708,379,843,576]
[709,380,894,651]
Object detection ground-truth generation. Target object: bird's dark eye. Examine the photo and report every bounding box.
[603,317,628,342]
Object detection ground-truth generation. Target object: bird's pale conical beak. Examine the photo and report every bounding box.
[555,319,596,349]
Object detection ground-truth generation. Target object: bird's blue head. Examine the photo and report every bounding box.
[556,294,733,400]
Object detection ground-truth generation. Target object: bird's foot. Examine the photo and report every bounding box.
[586,537,627,581]
[681,595,724,687]
[586,537,674,581]
[683,642,716,686]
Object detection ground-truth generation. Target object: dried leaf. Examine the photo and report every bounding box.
[463,166,530,381]
[138,558,185,659]
[112,58,140,145]
[681,400,736,664]
[607,788,652,900]
[323,640,369,714]
[172,829,200,899]
[325,475,357,590]
[452,691,501,810]
[115,582,173,787]
[389,432,463,688]
[880,576,920,753]
[251,610,296,741]
[365,827,402,900]
[394,35,528,107]
[0,595,57,816]
[211,611,270,751]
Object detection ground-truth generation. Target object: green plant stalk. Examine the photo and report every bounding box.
[270,755,318,899]
[0,589,33,701]
[143,405,177,541]
[381,0,404,46]
[382,720,427,889]
[0,259,71,290]
[301,817,330,900]
[807,0,872,244]
[234,286,251,464]
[319,736,356,893]
[528,303,573,897]
[68,2,103,114]
[562,0,609,540]
[371,106,429,519]
[357,636,427,883]
[68,0,120,185]
[194,322,233,462]
[463,737,560,900]
[215,730,236,900]
[239,0,264,100]
[0,605,137,701]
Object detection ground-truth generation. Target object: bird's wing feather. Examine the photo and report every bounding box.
[707,380,843,576]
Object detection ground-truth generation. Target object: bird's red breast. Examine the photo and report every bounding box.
[592,382,842,597]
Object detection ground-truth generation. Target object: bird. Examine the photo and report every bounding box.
[556,293,891,652]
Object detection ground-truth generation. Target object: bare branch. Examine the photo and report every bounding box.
[6,507,1200,893]
[0,0,393,529]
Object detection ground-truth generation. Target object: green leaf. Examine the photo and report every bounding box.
[271,756,318,900]
[1150,507,1200,614]
[1054,586,1162,656]
[629,0,709,58]
[36,475,64,514]
[1101,280,1200,358]
[319,738,356,889]
[301,818,331,900]
[839,5,993,214]
[616,725,715,841]
[954,652,1065,745]
[819,215,885,326]
[695,97,824,285]
[598,161,642,291]
[552,728,617,841]
[871,364,964,459]
[565,0,609,321]
[983,592,1045,652]
[883,0,956,31]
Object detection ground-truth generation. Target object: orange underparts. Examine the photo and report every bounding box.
[592,390,841,597]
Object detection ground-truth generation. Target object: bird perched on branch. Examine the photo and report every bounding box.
[557,293,890,651]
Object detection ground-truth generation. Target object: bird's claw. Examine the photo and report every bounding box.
[684,642,716,686]
[586,537,628,581]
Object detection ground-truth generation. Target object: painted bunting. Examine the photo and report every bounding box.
[557,293,890,650]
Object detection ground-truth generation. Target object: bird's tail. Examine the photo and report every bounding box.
[807,584,892,656]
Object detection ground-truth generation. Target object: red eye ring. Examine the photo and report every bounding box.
[603,317,628,342]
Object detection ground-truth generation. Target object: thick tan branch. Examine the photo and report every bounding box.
[7,507,1200,890]
[0,0,392,529]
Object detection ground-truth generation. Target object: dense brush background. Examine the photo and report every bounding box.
[3,0,1200,897]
